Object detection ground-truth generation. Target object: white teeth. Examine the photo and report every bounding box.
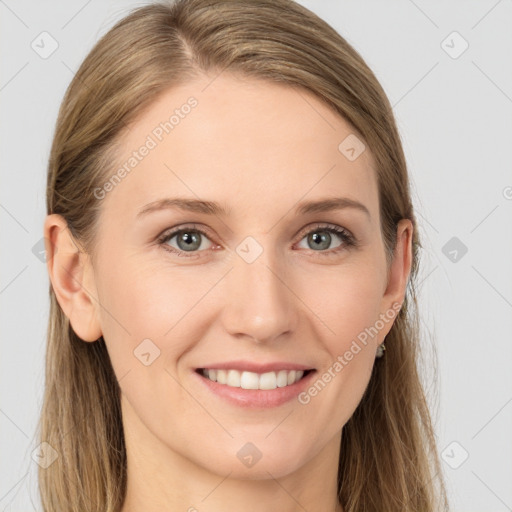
[240,371,259,389]
[202,368,307,390]
[276,370,288,387]
[259,371,277,390]
[226,369,241,387]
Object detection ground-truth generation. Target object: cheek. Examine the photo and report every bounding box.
[298,261,384,352]
[299,271,382,424]
[95,255,221,370]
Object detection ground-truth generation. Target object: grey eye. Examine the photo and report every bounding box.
[165,230,212,252]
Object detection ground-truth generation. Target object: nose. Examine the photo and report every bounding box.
[221,248,299,345]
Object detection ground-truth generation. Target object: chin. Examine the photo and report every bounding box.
[197,438,310,481]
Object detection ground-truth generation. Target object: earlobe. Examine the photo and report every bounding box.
[44,214,102,342]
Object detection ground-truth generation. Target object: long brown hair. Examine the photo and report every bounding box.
[39,0,450,510]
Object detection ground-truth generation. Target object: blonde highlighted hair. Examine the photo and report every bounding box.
[39,0,450,510]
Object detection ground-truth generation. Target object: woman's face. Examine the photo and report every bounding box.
[74,73,410,480]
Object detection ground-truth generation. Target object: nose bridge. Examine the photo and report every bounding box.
[222,238,297,343]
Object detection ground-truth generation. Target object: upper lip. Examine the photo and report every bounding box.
[197,360,315,373]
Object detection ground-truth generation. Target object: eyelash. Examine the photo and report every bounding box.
[156,222,357,259]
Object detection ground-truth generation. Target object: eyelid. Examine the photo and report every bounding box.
[156,223,218,250]
[157,223,215,241]
[157,221,356,257]
[295,222,353,241]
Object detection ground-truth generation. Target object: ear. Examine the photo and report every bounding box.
[44,214,102,342]
[377,218,413,342]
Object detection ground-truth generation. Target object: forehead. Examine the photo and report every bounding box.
[103,72,379,224]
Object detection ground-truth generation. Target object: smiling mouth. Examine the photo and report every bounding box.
[195,368,314,391]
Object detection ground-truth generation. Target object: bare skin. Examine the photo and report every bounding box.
[45,72,412,512]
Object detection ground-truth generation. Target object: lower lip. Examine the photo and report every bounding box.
[193,369,317,409]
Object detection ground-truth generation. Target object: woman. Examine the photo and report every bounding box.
[38,0,450,510]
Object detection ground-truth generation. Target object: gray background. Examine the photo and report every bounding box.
[1,1,511,510]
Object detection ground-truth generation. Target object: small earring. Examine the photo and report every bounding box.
[375,342,386,358]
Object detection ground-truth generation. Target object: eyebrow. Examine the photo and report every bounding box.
[137,196,371,220]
